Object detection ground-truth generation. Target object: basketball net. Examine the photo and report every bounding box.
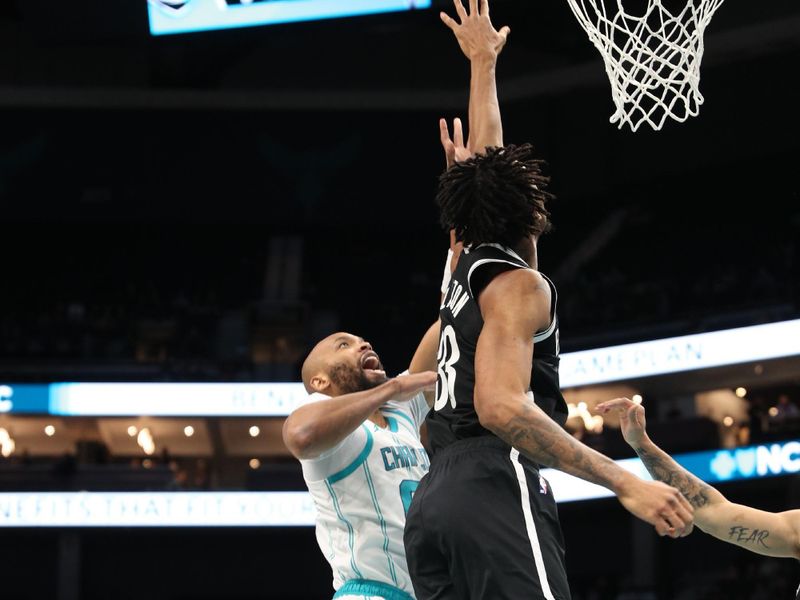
[566,0,726,131]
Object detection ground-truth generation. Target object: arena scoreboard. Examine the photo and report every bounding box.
[148,0,431,36]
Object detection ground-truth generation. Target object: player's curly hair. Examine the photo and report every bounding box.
[437,144,554,248]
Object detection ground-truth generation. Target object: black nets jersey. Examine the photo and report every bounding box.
[425,243,569,456]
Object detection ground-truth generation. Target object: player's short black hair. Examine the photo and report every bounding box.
[437,144,554,248]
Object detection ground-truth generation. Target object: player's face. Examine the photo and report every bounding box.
[325,333,388,395]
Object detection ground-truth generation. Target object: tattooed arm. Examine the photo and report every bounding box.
[474,269,695,538]
[599,397,800,558]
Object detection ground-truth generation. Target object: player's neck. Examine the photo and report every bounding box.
[511,237,538,269]
[368,410,388,429]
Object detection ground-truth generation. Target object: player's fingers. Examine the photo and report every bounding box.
[666,509,687,535]
[440,11,458,31]
[453,0,467,21]
[453,118,465,149]
[440,118,452,146]
[499,25,510,42]
[469,0,478,17]
[654,519,670,537]
[597,398,632,413]
[480,0,489,16]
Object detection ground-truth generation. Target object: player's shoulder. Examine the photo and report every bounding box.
[485,266,550,297]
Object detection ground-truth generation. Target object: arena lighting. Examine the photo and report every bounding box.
[249,458,261,469]
[249,425,260,437]
[44,425,55,437]
[127,426,138,437]
[0,428,15,458]
[183,425,194,437]
[2,318,800,417]
[148,0,432,37]
[1,440,798,527]
[736,387,747,398]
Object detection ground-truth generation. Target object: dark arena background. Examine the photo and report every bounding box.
[1,1,800,599]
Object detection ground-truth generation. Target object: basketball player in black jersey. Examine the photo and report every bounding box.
[598,397,800,598]
[403,1,695,598]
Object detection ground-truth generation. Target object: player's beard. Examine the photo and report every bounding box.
[328,363,384,395]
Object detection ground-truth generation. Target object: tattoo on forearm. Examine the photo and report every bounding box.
[499,405,618,488]
[635,446,712,509]
[728,526,771,548]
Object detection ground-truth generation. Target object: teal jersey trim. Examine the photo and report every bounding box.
[381,408,416,436]
[385,416,399,433]
[328,425,374,484]
[334,579,415,600]
[362,461,398,586]
[325,479,363,579]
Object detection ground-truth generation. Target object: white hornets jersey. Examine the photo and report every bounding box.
[298,389,430,599]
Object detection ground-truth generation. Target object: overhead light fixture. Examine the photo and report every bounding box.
[127,426,138,437]
[249,426,260,438]
[723,416,734,427]
[769,407,779,417]
[632,395,643,404]
[249,458,261,470]
[44,425,56,437]
[184,426,195,437]
[735,387,747,398]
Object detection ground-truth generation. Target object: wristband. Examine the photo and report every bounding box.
[440,248,454,295]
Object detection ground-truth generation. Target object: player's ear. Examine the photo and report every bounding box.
[310,374,331,393]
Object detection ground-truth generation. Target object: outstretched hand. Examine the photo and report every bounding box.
[596,397,648,448]
[441,0,510,62]
[389,371,437,403]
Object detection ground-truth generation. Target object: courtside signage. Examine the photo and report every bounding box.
[1,440,795,526]
[559,318,800,387]
[4,319,800,416]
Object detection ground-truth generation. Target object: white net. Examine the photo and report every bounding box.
[566,0,726,131]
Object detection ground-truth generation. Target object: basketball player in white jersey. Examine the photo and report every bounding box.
[283,332,436,600]
[598,397,800,597]
[282,1,517,597]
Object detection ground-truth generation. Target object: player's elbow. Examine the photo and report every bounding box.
[282,418,318,460]
[474,385,515,433]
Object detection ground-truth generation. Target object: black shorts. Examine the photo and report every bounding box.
[403,436,571,600]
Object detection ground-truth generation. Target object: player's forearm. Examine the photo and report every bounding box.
[468,56,503,154]
[483,397,636,494]
[697,504,800,559]
[632,436,721,510]
[283,381,399,459]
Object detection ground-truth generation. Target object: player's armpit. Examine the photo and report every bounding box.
[697,503,800,559]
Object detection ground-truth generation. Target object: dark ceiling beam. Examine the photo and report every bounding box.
[0,14,798,111]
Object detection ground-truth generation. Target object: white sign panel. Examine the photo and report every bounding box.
[0,492,315,527]
[559,318,800,388]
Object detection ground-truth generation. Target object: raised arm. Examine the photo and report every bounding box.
[283,372,436,459]
[441,0,510,154]
[474,269,695,538]
[598,397,800,558]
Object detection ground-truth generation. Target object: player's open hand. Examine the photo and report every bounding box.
[440,117,472,169]
[389,371,437,403]
[441,0,511,62]
[617,478,695,538]
[596,397,648,448]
